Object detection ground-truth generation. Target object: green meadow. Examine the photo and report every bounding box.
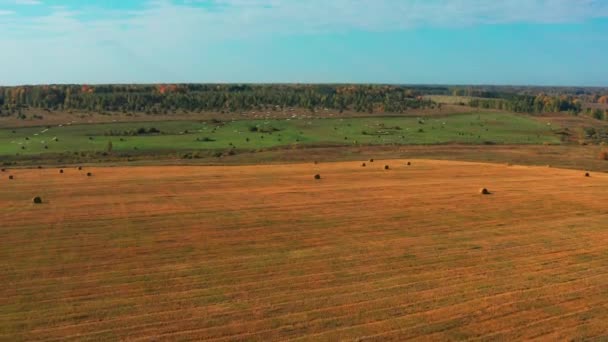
[0,113,559,156]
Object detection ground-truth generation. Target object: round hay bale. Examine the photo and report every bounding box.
[384,165,390,170]
[9,175,14,180]
[86,172,92,177]
[314,174,321,180]
[59,169,64,174]
[361,163,366,167]
[37,166,42,169]
[33,196,42,204]
[1,168,5,172]
[407,162,411,166]
[585,172,590,177]
[78,166,83,171]
[369,159,374,162]
[479,188,490,195]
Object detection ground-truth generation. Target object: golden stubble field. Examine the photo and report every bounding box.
[2,160,608,341]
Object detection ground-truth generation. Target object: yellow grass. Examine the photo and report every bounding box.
[1,160,608,340]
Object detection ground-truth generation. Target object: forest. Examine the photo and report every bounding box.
[0,84,606,116]
[0,84,438,115]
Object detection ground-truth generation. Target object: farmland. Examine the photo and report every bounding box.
[0,113,559,157]
[2,160,608,340]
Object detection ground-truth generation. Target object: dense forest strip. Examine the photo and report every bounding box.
[1,84,606,117]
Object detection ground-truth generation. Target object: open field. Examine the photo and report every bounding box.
[2,160,608,340]
[0,106,478,129]
[0,113,559,157]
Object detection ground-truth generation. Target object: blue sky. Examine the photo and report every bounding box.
[0,0,607,86]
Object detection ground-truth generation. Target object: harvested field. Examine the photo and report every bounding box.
[2,160,608,340]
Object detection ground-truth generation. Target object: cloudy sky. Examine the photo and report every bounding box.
[0,0,607,86]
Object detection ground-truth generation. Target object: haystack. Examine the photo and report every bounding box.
[33,197,42,204]
[384,165,390,170]
[314,174,321,180]
[479,188,490,195]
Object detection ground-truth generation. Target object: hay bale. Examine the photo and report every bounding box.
[87,172,93,177]
[1,168,5,172]
[585,172,590,177]
[314,174,321,180]
[33,196,42,204]
[369,159,374,162]
[9,175,14,180]
[37,166,42,169]
[78,166,83,170]
[361,163,366,167]
[479,188,490,195]
[407,162,411,166]
[384,165,390,170]
[59,169,64,174]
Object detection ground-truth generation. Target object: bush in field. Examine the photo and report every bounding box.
[197,137,215,142]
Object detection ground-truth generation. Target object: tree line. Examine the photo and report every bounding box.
[1,84,605,117]
[468,94,583,114]
[0,84,438,116]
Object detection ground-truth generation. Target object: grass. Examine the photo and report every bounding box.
[1,160,608,340]
[0,113,560,157]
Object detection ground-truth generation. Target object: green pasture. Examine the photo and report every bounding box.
[0,113,559,156]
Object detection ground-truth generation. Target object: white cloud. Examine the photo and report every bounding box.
[168,0,608,32]
[15,0,41,5]
[0,0,607,84]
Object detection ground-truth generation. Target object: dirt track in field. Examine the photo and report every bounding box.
[2,160,608,340]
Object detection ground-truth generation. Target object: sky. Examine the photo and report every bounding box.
[0,0,607,86]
